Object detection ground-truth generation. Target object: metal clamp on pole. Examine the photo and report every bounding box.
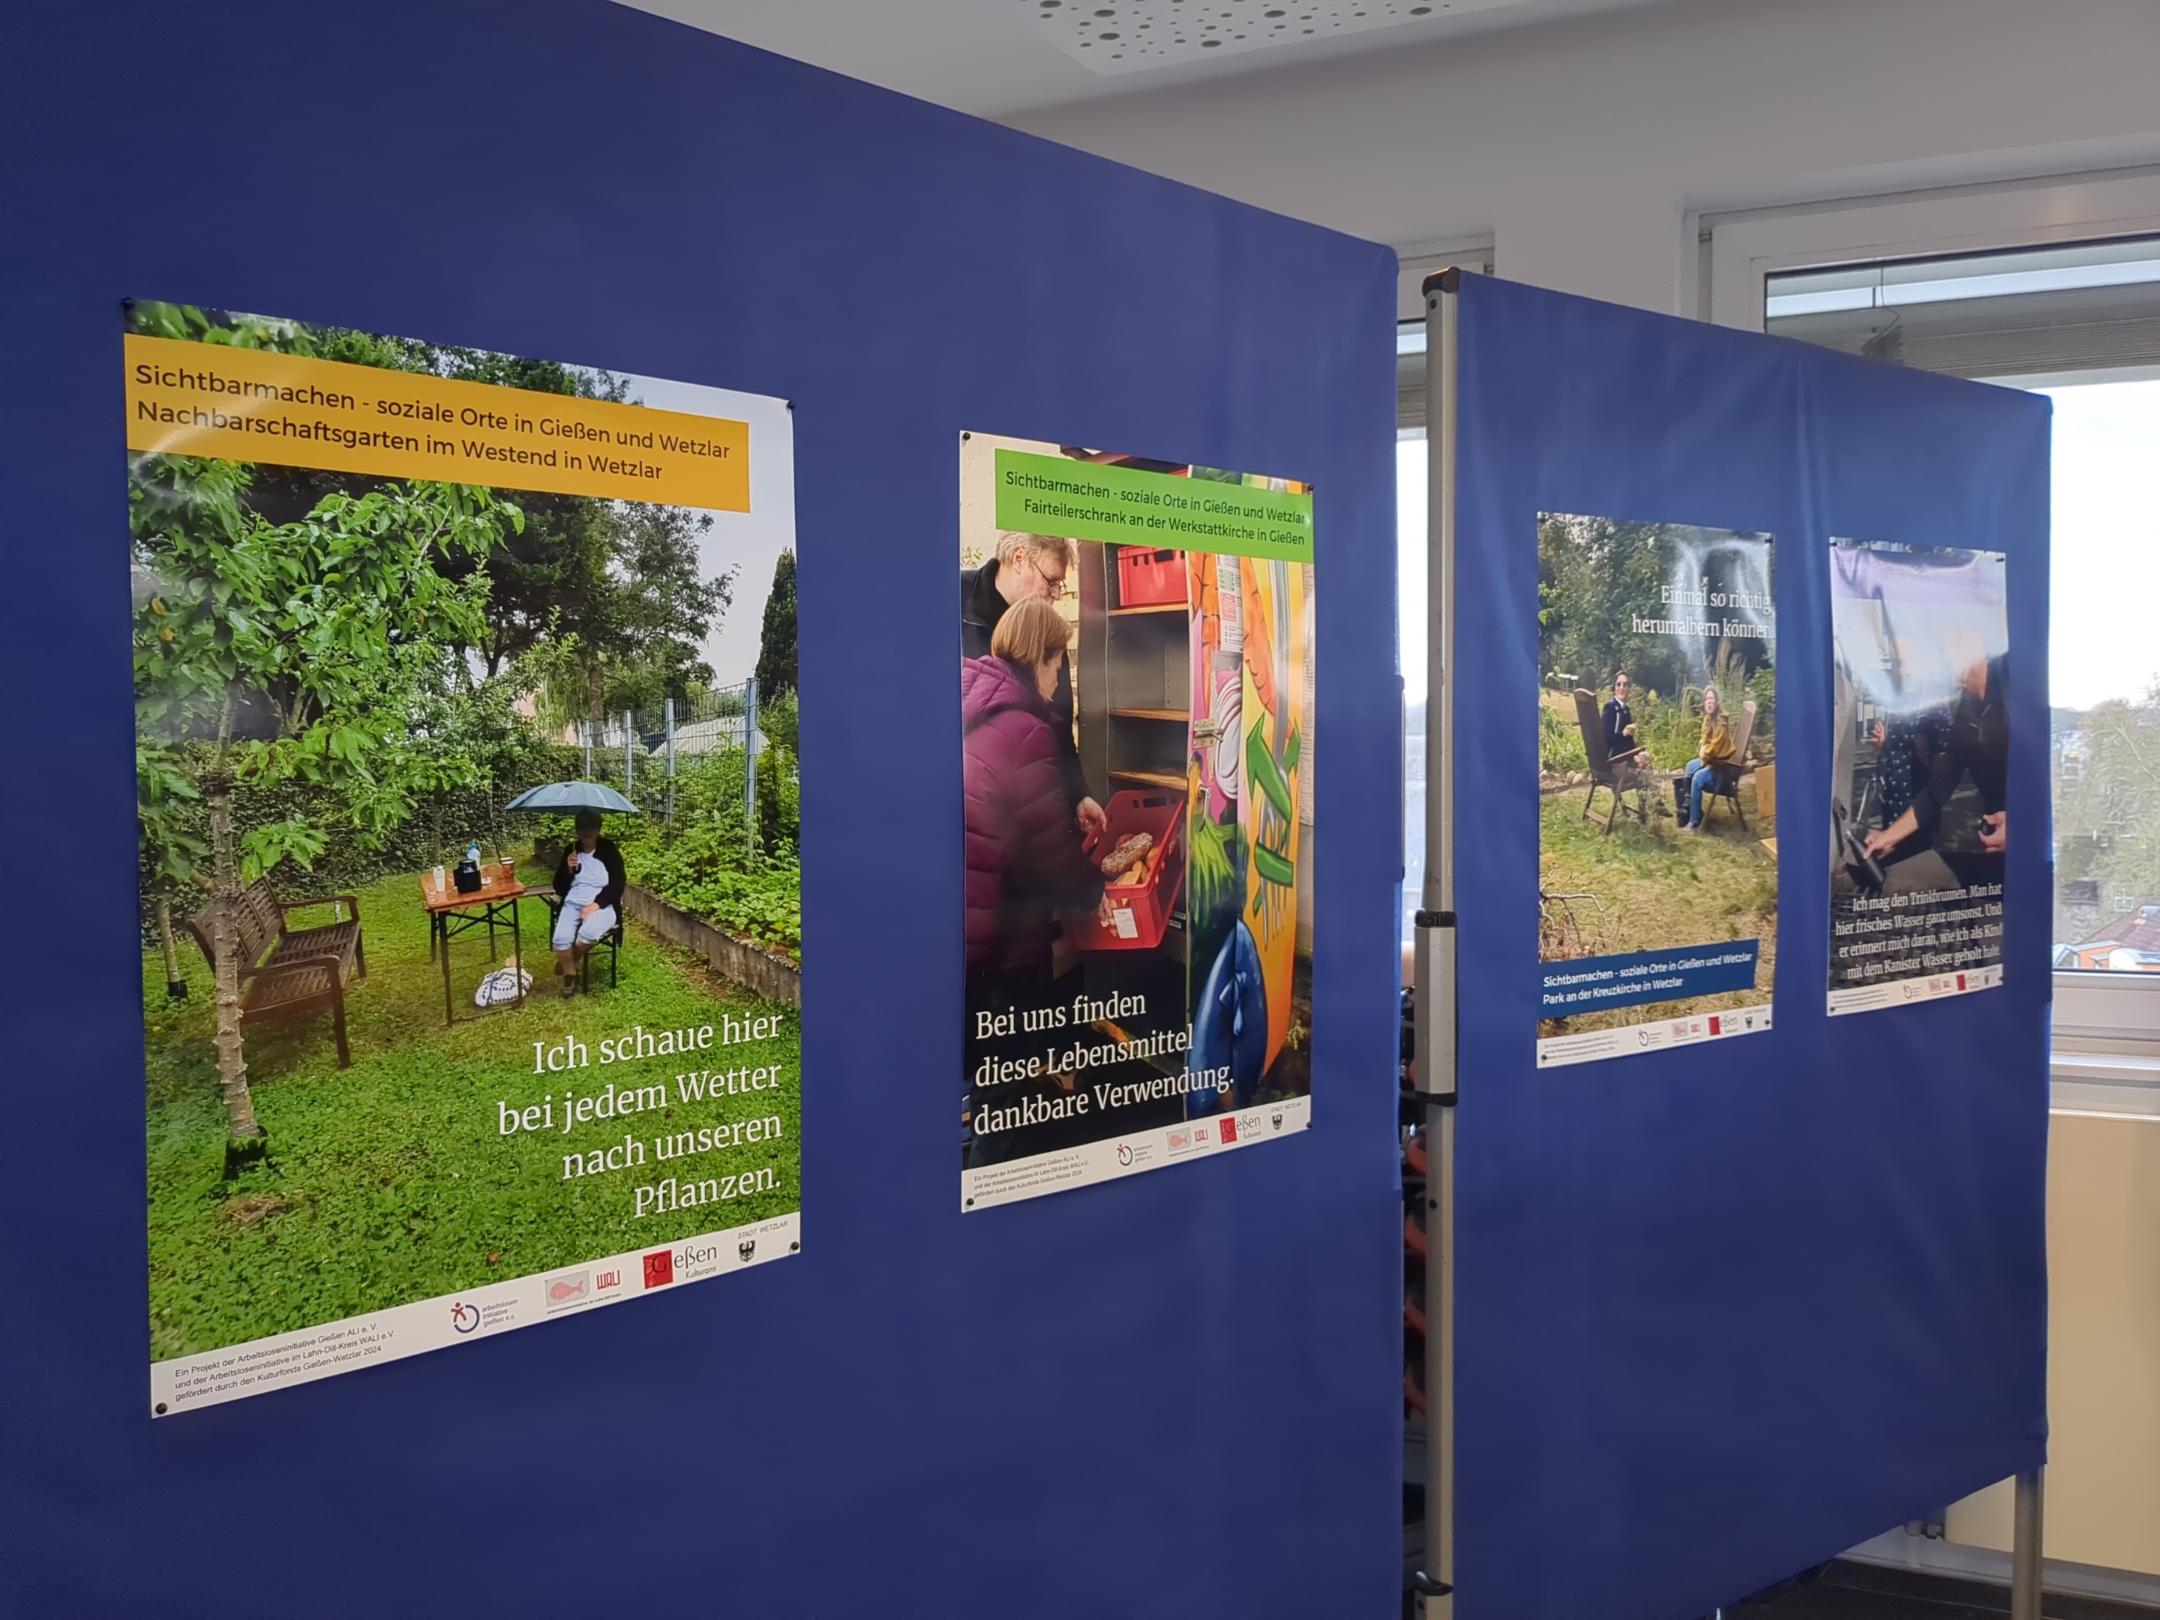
[1411,268,1463,1620]
[1412,914,1457,1113]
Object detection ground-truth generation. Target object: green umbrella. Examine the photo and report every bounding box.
[504,780,641,815]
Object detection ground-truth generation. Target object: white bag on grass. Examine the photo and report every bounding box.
[474,967,533,1007]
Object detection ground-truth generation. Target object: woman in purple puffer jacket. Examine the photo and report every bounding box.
[963,598,1105,1167]
[963,596,1104,982]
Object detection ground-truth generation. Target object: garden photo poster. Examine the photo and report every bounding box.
[1536,512,1777,1068]
[1828,539,2009,1014]
[958,433,1314,1210]
[128,302,802,1414]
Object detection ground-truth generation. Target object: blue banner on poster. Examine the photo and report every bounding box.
[1539,940,1759,1016]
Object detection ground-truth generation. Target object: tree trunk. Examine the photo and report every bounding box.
[584,664,609,783]
[206,770,265,1162]
[156,896,187,1000]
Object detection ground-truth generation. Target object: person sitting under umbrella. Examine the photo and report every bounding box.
[552,808,626,996]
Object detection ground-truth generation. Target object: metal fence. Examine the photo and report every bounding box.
[573,678,765,829]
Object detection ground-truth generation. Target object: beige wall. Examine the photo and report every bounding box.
[1945,1109,2160,1576]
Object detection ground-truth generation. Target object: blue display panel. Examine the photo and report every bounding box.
[1448,272,2049,1620]
[0,7,1402,1616]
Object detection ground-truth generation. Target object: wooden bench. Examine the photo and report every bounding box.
[186,878,366,1068]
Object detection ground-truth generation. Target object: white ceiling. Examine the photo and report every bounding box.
[618,0,1679,118]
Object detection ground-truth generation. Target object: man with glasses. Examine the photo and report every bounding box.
[963,530,1106,835]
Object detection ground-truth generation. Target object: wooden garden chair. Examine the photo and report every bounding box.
[1704,699,1760,830]
[1572,688,1652,834]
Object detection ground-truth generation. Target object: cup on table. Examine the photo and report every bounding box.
[500,854,515,880]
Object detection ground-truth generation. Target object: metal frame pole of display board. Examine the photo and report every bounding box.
[2011,1468,2044,1619]
[1411,268,1462,1620]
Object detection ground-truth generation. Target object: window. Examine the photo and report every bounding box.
[1399,401,1428,948]
[1710,172,2160,1054]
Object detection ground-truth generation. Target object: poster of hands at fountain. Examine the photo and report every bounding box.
[1536,513,1778,1068]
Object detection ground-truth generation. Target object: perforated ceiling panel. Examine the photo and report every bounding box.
[1031,0,1536,73]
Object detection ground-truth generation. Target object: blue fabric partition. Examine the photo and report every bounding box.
[0,7,1402,1617]
[1448,272,2051,1619]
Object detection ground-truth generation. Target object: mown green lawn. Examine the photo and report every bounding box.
[1538,781,1778,1035]
[146,865,800,1360]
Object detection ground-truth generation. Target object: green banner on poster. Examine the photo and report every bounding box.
[993,448,1313,562]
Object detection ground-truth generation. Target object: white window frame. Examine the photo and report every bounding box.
[1703,167,2160,332]
[1705,169,2160,1058]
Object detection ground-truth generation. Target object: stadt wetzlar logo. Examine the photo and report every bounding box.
[738,1239,757,1263]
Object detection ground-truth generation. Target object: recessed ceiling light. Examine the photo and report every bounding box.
[1034,0,1473,74]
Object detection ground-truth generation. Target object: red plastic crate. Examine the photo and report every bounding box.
[1066,790,1187,952]
[1116,545,1186,608]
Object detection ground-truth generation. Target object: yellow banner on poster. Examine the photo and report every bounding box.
[124,334,749,510]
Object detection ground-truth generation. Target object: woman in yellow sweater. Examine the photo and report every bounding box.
[1679,686,1740,831]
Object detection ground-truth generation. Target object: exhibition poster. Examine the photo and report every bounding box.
[959,433,1314,1209]
[1828,539,2009,1013]
[129,302,801,1413]
[1536,513,1778,1067]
